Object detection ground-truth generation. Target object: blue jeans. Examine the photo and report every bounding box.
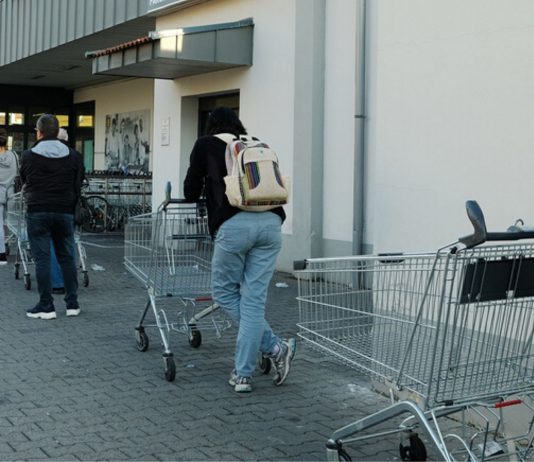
[212,212,282,377]
[50,241,64,288]
[26,212,79,310]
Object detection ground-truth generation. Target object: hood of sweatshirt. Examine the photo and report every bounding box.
[0,151,14,168]
[31,140,70,158]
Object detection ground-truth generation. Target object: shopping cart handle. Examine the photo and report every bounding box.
[459,200,534,248]
[294,260,307,271]
[458,200,487,248]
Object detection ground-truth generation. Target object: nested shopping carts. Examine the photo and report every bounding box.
[5,191,90,290]
[124,184,231,381]
[295,201,534,461]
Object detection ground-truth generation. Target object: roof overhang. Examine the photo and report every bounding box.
[86,18,254,80]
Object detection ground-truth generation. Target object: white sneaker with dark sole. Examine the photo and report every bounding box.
[228,370,252,393]
[26,306,57,320]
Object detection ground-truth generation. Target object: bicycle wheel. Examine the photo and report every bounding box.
[82,196,110,233]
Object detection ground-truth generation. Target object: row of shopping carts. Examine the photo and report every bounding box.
[294,201,534,461]
[5,191,90,290]
[82,175,152,233]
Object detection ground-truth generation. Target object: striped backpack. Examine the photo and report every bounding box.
[216,134,290,212]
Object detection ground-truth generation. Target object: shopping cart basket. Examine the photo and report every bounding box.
[5,191,90,290]
[295,201,534,461]
[124,183,231,381]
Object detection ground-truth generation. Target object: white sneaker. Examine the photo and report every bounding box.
[228,370,252,393]
[66,307,81,317]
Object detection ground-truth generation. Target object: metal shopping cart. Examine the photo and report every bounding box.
[6,191,32,289]
[294,201,534,461]
[5,191,90,289]
[124,183,231,381]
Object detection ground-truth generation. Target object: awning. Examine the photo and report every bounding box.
[85,18,253,80]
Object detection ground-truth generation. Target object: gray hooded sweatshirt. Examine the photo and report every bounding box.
[0,150,18,204]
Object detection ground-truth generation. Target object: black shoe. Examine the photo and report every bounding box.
[0,253,7,265]
[52,287,65,294]
[26,305,57,320]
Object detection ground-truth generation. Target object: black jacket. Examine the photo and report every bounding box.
[20,137,85,214]
[183,135,286,237]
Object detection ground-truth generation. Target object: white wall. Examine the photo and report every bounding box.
[152,0,296,231]
[365,0,534,254]
[74,78,154,170]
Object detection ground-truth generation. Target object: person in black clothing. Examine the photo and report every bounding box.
[184,107,296,393]
[20,114,83,320]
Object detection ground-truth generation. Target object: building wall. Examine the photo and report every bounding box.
[152,0,299,270]
[151,0,358,270]
[74,78,154,170]
[364,0,534,254]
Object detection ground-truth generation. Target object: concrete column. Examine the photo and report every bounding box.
[280,0,326,271]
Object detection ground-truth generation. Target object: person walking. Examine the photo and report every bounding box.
[183,107,296,393]
[0,130,18,265]
[20,114,83,319]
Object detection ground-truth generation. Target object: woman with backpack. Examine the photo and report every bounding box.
[183,107,296,393]
[0,130,19,265]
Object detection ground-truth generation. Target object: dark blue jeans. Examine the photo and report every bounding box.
[26,212,79,310]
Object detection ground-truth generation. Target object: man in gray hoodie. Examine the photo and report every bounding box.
[0,130,18,265]
[20,114,84,320]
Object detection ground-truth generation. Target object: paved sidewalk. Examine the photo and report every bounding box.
[0,234,418,461]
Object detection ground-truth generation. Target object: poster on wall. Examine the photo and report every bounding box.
[104,110,150,173]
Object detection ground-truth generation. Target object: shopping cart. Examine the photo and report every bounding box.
[6,191,32,289]
[294,201,534,461]
[5,191,90,289]
[124,183,231,381]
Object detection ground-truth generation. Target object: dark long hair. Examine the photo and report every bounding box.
[205,107,247,137]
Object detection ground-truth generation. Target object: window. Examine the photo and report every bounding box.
[57,114,69,127]
[77,115,94,127]
[0,112,5,125]
[9,111,24,125]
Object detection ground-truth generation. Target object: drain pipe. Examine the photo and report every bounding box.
[352,0,367,255]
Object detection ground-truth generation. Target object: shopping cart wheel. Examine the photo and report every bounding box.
[163,354,176,382]
[135,328,149,352]
[188,327,202,348]
[83,271,89,287]
[24,274,31,290]
[399,434,427,461]
[259,354,272,375]
[14,264,19,279]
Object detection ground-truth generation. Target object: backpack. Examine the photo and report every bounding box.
[216,134,290,212]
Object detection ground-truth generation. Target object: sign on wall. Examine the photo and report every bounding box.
[104,110,151,173]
